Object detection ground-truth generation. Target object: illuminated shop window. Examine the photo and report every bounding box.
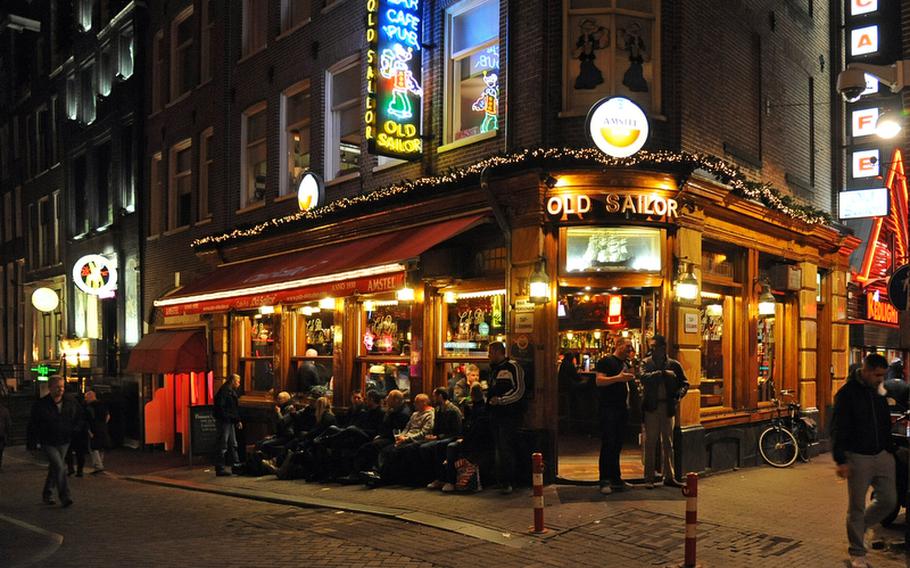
[242,103,267,206]
[700,290,734,409]
[564,226,662,273]
[362,302,411,357]
[282,81,311,196]
[757,307,777,403]
[124,256,140,345]
[326,59,361,180]
[234,312,278,393]
[289,303,335,395]
[441,290,506,357]
[446,0,500,143]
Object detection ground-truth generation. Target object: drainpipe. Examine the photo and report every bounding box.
[480,166,512,335]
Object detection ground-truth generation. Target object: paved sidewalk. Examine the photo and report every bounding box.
[120,452,906,567]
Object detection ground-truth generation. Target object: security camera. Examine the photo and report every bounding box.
[836,68,868,102]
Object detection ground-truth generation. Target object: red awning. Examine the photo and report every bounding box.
[155,214,487,316]
[126,330,209,374]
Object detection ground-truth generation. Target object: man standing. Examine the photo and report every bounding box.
[27,376,79,507]
[832,353,895,568]
[487,341,526,495]
[595,337,636,495]
[214,374,243,477]
[639,334,688,488]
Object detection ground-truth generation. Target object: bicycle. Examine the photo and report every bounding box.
[758,389,818,468]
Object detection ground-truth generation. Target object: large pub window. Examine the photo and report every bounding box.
[357,298,412,396]
[233,311,278,394]
[699,241,743,411]
[288,301,335,396]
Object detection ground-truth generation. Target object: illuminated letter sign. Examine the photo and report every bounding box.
[73,254,118,296]
[365,0,423,160]
[546,191,678,222]
[852,107,879,137]
[851,0,878,17]
[866,292,898,324]
[852,149,880,178]
[586,96,650,158]
[851,25,879,56]
[838,187,889,219]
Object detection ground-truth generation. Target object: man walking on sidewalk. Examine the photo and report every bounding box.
[487,341,526,495]
[27,376,79,507]
[832,353,895,568]
[214,374,243,476]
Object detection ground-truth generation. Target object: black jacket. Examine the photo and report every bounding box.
[28,394,82,448]
[832,371,895,465]
[432,400,463,438]
[214,383,241,423]
[350,405,385,438]
[488,359,526,419]
[640,356,689,416]
[275,401,297,438]
[87,401,112,450]
[378,404,412,439]
[0,403,10,439]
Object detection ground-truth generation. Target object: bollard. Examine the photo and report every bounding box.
[680,472,700,568]
[530,452,547,534]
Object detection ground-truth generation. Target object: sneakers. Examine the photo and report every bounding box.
[644,481,656,489]
[599,485,613,495]
[663,478,684,488]
[61,497,74,508]
[441,482,456,492]
[850,556,870,568]
[261,459,279,474]
[426,480,445,490]
[90,469,106,475]
[611,481,633,492]
[215,469,231,477]
[42,495,56,505]
[498,484,513,495]
[865,527,886,550]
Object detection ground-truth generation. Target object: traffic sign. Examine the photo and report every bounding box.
[887,264,910,311]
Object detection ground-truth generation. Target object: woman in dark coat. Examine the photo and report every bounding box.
[85,391,111,473]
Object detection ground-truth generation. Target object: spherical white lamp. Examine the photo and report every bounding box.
[31,288,59,313]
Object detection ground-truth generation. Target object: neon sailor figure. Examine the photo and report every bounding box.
[472,71,499,133]
[380,44,423,121]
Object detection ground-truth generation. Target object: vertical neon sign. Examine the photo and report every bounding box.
[365,0,423,160]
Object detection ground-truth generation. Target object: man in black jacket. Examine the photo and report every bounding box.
[27,376,79,507]
[832,353,894,566]
[487,341,526,494]
[640,334,688,488]
[213,374,243,476]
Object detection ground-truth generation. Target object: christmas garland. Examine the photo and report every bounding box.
[192,148,832,250]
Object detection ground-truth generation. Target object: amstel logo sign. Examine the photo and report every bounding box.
[73,254,118,297]
[586,96,649,158]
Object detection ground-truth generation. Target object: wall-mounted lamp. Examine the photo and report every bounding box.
[363,300,376,312]
[396,286,415,303]
[319,297,335,310]
[757,283,777,316]
[675,259,699,302]
[258,305,275,315]
[443,291,457,304]
[529,258,550,304]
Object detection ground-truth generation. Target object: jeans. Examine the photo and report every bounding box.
[599,406,628,486]
[846,450,897,557]
[89,449,104,470]
[43,443,71,500]
[217,420,239,471]
[491,414,521,486]
[642,405,675,482]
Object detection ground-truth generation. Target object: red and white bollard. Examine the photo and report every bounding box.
[530,452,548,534]
[679,472,701,568]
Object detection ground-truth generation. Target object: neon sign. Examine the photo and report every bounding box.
[30,364,60,382]
[856,148,909,285]
[365,0,423,160]
[866,291,898,324]
[73,254,118,297]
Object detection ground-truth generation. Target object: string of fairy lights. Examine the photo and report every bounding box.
[192,147,832,250]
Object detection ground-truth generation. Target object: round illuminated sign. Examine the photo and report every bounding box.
[297,171,325,212]
[73,254,118,296]
[31,287,59,312]
[585,96,650,158]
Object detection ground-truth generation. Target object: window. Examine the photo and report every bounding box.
[243,0,268,57]
[282,81,311,196]
[117,25,135,79]
[441,290,506,357]
[700,289,734,409]
[242,104,267,206]
[171,7,196,100]
[51,191,60,264]
[359,299,413,396]
[28,203,36,268]
[77,0,93,32]
[149,153,163,235]
[121,124,135,213]
[50,96,59,166]
[74,290,101,339]
[169,141,193,229]
[96,141,112,227]
[0,125,8,179]
[99,41,113,97]
[199,127,213,218]
[124,256,140,345]
[282,0,311,32]
[200,0,215,81]
[563,226,662,273]
[233,312,278,393]
[80,61,96,124]
[25,114,35,178]
[72,155,88,235]
[445,0,500,143]
[288,302,335,394]
[14,186,21,238]
[3,193,13,242]
[38,197,52,267]
[152,31,166,112]
[38,107,52,173]
[562,0,659,114]
[66,73,79,120]
[326,60,361,180]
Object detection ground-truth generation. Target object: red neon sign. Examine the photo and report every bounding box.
[857,148,909,285]
[606,294,623,326]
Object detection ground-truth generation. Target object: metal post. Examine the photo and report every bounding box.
[530,452,547,534]
[680,472,700,568]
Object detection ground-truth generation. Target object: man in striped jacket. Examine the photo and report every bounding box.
[487,341,526,494]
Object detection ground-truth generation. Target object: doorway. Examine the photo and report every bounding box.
[556,286,658,481]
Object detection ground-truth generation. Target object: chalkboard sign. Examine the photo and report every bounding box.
[190,405,219,456]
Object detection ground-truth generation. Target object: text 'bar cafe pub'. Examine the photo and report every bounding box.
[130,93,859,481]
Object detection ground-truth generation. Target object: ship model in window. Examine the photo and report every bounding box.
[582,233,630,268]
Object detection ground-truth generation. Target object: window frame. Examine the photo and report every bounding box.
[170,6,195,101]
[242,0,268,58]
[241,102,268,208]
[152,30,166,113]
[282,0,312,33]
[200,0,215,81]
[199,127,214,219]
[324,56,361,182]
[80,59,96,124]
[168,138,194,230]
[148,152,164,236]
[281,79,311,197]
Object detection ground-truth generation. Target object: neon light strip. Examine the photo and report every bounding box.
[457,289,506,299]
[154,263,406,307]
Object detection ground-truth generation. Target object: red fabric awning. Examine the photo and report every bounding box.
[155,214,487,316]
[126,330,209,374]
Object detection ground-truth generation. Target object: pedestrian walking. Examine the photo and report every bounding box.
[214,374,243,476]
[84,390,111,474]
[27,376,80,507]
[0,398,11,470]
[832,353,895,568]
[65,394,89,477]
[639,334,688,488]
[594,336,636,495]
[486,341,526,495]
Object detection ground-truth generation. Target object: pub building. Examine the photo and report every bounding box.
[136,146,859,480]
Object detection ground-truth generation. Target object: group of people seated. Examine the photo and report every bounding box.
[251,372,493,492]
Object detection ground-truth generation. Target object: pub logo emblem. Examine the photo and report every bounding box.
[73,254,118,297]
[586,96,650,158]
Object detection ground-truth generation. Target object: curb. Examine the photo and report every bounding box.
[124,474,536,549]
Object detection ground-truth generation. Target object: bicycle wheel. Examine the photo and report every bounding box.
[794,426,812,463]
[759,426,798,468]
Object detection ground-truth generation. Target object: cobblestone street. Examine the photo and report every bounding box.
[1,448,909,567]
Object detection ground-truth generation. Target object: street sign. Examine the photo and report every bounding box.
[887,264,910,311]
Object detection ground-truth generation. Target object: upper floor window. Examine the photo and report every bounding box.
[325,59,360,181]
[99,41,114,97]
[96,141,113,228]
[562,0,659,115]
[172,7,196,100]
[243,0,268,57]
[282,81,311,196]
[201,0,215,81]
[149,153,164,236]
[199,127,214,219]
[169,140,193,229]
[242,103,267,207]
[121,124,136,213]
[72,155,89,236]
[152,31,166,112]
[66,73,80,120]
[282,0,311,32]
[80,61,96,124]
[77,0,94,32]
[2,192,12,242]
[117,25,135,80]
[445,0,500,144]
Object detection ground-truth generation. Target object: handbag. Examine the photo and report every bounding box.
[454,458,482,492]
